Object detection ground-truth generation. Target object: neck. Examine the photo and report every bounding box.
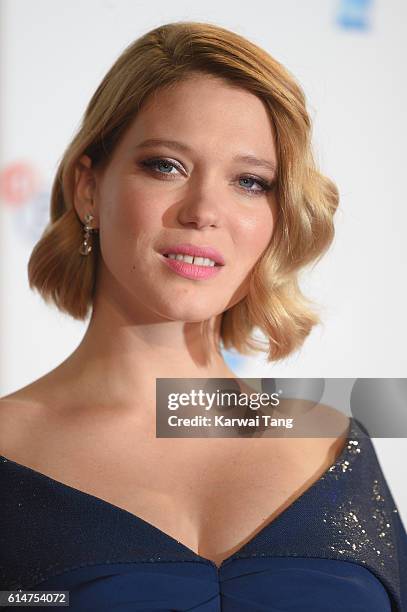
[52,288,236,414]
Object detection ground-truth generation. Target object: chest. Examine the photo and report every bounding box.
[22,420,333,566]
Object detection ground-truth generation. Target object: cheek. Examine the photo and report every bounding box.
[101,179,161,237]
[97,179,178,293]
[234,203,276,262]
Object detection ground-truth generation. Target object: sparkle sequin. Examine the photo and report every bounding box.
[322,438,396,570]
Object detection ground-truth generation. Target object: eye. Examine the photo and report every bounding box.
[140,157,275,196]
[238,176,274,196]
[140,157,183,177]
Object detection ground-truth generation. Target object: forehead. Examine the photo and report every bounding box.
[121,74,277,160]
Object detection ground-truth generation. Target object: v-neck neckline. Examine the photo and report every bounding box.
[0,417,357,571]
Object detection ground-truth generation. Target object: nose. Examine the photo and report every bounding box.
[177,175,222,229]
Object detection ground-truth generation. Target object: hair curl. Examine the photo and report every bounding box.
[27,21,339,362]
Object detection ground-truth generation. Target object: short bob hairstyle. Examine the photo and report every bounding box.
[27,21,339,362]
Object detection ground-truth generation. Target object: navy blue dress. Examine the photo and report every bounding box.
[1,416,406,611]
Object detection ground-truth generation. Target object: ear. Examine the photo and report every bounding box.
[73,155,99,227]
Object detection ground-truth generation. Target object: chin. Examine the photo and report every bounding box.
[157,299,220,323]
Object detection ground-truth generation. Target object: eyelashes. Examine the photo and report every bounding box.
[139,157,275,197]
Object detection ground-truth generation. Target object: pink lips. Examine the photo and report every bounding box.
[158,243,225,280]
[159,243,225,266]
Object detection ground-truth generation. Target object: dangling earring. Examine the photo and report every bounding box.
[79,213,98,256]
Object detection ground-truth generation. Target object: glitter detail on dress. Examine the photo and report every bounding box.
[228,418,406,610]
[322,437,396,569]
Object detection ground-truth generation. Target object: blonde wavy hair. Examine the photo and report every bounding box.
[27,21,339,362]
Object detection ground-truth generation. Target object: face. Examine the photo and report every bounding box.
[75,73,279,323]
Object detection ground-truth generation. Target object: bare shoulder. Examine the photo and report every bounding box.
[0,388,49,459]
[313,403,351,436]
[306,404,351,464]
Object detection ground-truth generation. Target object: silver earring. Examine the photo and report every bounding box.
[79,213,97,256]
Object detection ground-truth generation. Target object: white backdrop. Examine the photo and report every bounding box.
[0,0,406,520]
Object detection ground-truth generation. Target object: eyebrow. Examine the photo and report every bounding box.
[134,138,277,174]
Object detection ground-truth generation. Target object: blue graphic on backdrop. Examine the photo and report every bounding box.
[222,349,246,373]
[336,0,373,30]
[12,190,51,244]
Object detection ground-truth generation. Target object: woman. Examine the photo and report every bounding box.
[0,21,406,611]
